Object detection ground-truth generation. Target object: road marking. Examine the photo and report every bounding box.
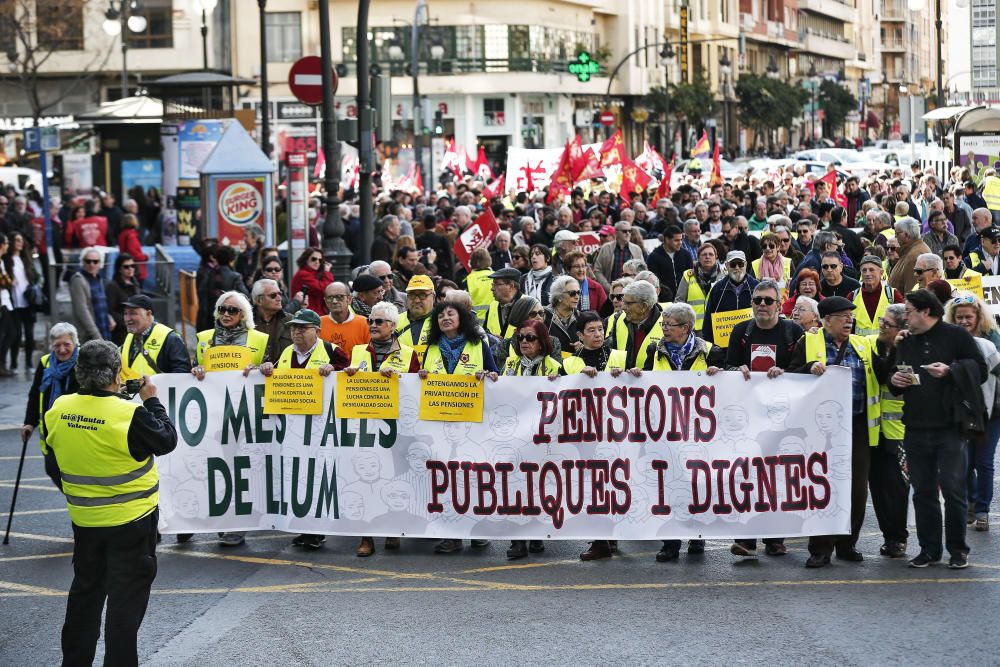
[0,552,72,562]
[0,507,66,517]
[0,476,49,483]
[4,531,72,543]
[164,548,438,580]
[0,455,42,460]
[0,482,58,491]
[0,579,64,596]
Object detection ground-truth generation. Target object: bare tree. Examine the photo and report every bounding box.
[0,0,115,123]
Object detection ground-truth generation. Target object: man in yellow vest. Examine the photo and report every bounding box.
[868,303,910,559]
[610,280,664,370]
[981,167,1000,219]
[396,275,436,354]
[789,296,890,568]
[44,340,177,666]
[847,256,904,337]
[119,295,192,379]
[480,268,521,338]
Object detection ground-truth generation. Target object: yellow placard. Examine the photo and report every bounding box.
[336,372,399,419]
[948,273,984,300]
[419,374,485,422]
[264,369,323,415]
[711,308,753,347]
[203,346,253,372]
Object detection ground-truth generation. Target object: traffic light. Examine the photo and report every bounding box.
[434,109,444,135]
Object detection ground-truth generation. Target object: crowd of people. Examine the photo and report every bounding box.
[22,153,1000,576]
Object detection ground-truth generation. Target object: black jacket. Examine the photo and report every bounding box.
[889,320,987,428]
[646,245,693,302]
[951,358,988,439]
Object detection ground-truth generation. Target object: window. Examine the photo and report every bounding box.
[37,0,83,51]
[266,12,302,62]
[483,98,505,126]
[130,0,173,49]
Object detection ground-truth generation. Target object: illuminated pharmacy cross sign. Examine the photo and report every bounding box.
[568,52,601,83]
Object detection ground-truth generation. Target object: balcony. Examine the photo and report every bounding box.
[881,0,907,20]
[799,0,856,23]
[880,38,909,52]
[799,28,855,60]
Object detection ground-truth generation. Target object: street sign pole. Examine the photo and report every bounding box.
[23,127,54,251]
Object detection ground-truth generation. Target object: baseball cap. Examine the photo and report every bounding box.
[287,308,322,327]
[406,275,434,292]
[725,250,747,264]
[554,230,578,244]
[980,226,1000,240]
[599,224,615,236]
[121,295,155,311]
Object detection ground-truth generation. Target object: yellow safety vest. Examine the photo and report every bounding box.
[650,341,714,371]
[803,330,881,446]
[350,343,416,373]
[750,256,792,287]
[422,338,486,375]
[866,334,905,440]
[121,322,174,380]
[44,393,156,528]
[851,284,894,337]
[466,270,495,308]
[563,349,628,374]
[195,328,269,366]
[503,355,562,376]
[397,312,432,355]
[276,341,334,369]
[680,269,710,330]
[37,354,53,454]
[483,301,516,339]
[879,228,896,241]
[611,313,664,370]
[968,253,983,270]
[983,176,1000,211]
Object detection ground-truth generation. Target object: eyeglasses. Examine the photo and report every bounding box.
[370,318,390,326]
[325,294,348,302]
[951,295,976,305]
[217,305,241,316]
[264,292,282,299]
[878,317,900,328]
[121,264,136,270]
[662,321,686,329]
[84,259,101,265]
[565,290,581,297]
[516,334,539,343]
[752,296,777,306]
[610,294,624,301]
[263,266,281,273]
[821,264,841,270]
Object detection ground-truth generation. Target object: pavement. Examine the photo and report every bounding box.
[1,369,999,665]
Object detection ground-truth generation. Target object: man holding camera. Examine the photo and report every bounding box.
[44,340,177,665]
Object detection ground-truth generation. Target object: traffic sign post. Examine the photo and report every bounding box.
[22,127,58,251]
[599,110,616,127]
[288,56,338,106]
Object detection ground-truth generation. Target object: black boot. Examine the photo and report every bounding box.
[506,540,528,560]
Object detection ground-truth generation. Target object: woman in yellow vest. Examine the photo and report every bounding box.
[493,295,561,370]
[751,232,792,291]
[418,301,498,556]
[191,291,269,547]
[675,243,721,331]
[192,291,269,382]
[345,302,421,376]
[563,311,628,378]
[639,303,725,374]
[603,276,633,336]
[464,248,495,309]
[501,319,563,379]
[23,322,80,489]
[788,295,888,568]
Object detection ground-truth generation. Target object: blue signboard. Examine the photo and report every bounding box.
[121,159,163,198]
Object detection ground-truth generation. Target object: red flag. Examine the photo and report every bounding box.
[599,130,626,167]
[441,139,463,177]
[546,182,569,206]
[656,160,674,200]
[471,146,495,181]
[551,139,574,189]
[452,208,500,271]
[567,136,585,178]
[465,145,479,174]
[810,170,847,208]
[314,148,326,179]
[413,167,424,194]
[709,143,723,187]
[619,158,652,197]
[483,173,505,200]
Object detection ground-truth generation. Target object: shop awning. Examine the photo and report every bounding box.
[922,105,980,121]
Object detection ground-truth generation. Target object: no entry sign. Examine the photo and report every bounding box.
[288,56,337,106]
[599,111,616,126]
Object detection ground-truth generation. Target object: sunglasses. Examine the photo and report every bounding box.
[375,274,393,281]
[728,260,746,267]
[912,268,929,275]
[263,266,281,273]
[528,309,545,317]
[370,318,390,326]
[217,305,241,316]
[951,295,976,305]
[821,264,841,270]
[308,256,322,263]
[121,264,136,270]
[516,334,539,343]
[84,258,101,265]
[761,243,777,250]
[565,290,581,297]
[752,296,777,306]
[264,292,282,299]
[610,294,624,301]
[887,246,900,251]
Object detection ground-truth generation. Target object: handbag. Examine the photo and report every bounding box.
[25,283,44,307]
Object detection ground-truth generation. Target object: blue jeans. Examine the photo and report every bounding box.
[968,414,1000,517]
[904,428,969,559]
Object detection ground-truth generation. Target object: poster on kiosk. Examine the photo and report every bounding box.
[198,122,275,248]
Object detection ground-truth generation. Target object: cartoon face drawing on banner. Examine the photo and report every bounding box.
[341,491,365,521]
[766,394,791,427]
[217,181,264,229]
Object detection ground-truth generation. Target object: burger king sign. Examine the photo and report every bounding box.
[218,180,264,228]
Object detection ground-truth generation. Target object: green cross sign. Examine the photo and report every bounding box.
[568,52,601,83]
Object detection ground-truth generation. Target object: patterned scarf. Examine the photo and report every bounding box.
[351,296,372,318]
[40,348,78,410]
[84,272,110,340]
[213,322,248,347]
[372,337,395,367]
[657,330,696,371]
[438,333,467,374]
[579,279,591,311]
[523,267,552,302]
[515,354,545,376]
[758,254,785,281]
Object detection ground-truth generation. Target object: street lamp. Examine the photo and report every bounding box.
[408,0,443,189]
[660,43,675,157]
[881,81,890,141]
[102,1,148,99]
[191,0,218,70]
[808,62,819,146]
[719,53,732,153]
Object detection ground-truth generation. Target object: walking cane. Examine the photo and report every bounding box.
[3,429,30,544]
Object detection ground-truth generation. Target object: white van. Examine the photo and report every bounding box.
[0,167,43,194]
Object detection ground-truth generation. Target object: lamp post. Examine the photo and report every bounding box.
[808,62,819,146]
[659,43,675,158]
[408,1,444,190]
[191,0,218,70]
[719,53,731,155]
[258,0,270,157]
[859,76,869,145]
[317,0,350,278]
[102,1,148,100]
[881,81,889,140]
[900,83,916,164]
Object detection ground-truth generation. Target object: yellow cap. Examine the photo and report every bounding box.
[406,274,434,292]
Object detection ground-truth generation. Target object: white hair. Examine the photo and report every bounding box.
[496,230,511,242]
[549,275,579,307]
[368,260,392,275]
[634,270,660,289]
[49,321,79,348]
[894,217,921,241]
[79,247,104,269]
[443,289,472,309]
[916,252,943,271]
[623,280,657,308]
[795,296,820,318]
[369,301,400,327]
[214,291,255,329]
[251,278,279,303]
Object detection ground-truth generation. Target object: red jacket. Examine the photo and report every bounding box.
[118,228,148,281]
[65,215,108,248]
[291,268,335,315]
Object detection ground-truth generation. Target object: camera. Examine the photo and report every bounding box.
[120,379,144,398]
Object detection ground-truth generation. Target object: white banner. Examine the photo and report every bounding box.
[982,275,1000,317]
[505,143,602,193]
[155,368,853,540]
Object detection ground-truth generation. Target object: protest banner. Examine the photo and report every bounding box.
[419,375,485,422]
[711,308,753,347]
[203,346,253,372]
[337,372,399,419]
[452,208,500,271]
[982,275,1000,317]
[264,369,323,415]
[576,232,601,255]
[155,368,852,540]
[950,272,984,300]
